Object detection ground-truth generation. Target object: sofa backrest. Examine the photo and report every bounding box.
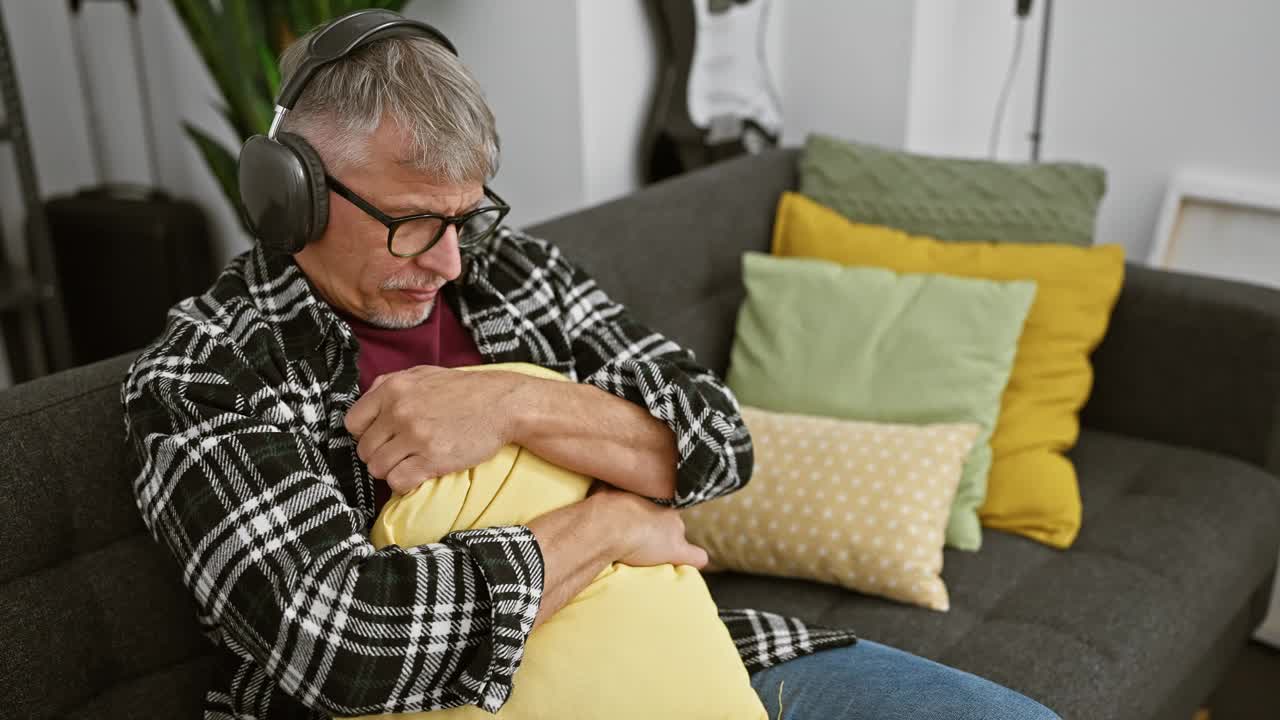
[527,148,798,378]
[0,353,214,719]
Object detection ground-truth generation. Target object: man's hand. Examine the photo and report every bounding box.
[344,365,528,494]
[589,482,709,569]
[529,483,709,629]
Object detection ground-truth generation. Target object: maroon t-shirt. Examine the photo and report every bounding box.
[342,290,486,515]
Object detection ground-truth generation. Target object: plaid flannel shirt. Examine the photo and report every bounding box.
[122,227,857,719]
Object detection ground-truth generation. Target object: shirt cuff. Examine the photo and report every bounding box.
[444,525,544,713]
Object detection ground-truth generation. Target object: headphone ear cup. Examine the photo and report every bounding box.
[277,132,330,251]
[238,133,329,254]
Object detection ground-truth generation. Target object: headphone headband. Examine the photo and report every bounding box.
[270,9,458,135]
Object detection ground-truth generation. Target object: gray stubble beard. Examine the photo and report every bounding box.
[364,299,436,329]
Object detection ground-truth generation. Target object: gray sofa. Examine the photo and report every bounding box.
[1,148,1278,720]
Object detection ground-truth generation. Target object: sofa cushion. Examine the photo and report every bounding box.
[0,354,216,720]
[683,407,979,611]
[798,133,1107,247]
[704,428,1280,719]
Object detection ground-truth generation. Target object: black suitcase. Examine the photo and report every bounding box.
[37,0,215,369]
[41,187,214,366]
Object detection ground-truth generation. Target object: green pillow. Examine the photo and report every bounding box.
[799,133,1106,247]
[727,253,1036,551]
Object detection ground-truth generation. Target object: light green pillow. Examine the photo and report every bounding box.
[799,133,1106,247]
[727,252,1036,551]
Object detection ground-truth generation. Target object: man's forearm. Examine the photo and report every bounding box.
[526,492,620,629]
[511,376,678,500]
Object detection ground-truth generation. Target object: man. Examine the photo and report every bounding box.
[123,15,1059,720]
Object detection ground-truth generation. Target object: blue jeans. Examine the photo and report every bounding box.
[749,641,1060,720]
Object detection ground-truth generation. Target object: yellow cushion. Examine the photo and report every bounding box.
[772,193,1125,548]
[683,406,980,610]
[350,363,766,720]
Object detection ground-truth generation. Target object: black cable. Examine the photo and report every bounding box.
[1029,0,1053,162]
[988,13,1029,159]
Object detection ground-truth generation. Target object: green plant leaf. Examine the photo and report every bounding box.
[173,1,255,140]
[286,0,317,36]
[214,103,240,140]
[262,3,294,56]
[258,43,282,101]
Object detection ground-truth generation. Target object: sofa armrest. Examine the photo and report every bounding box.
[1081,263,1280,478]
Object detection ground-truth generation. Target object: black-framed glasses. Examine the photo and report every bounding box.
[326,174,510,258]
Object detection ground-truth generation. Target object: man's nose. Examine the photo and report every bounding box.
[415,224,463,281]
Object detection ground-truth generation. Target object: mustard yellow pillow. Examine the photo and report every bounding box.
[683,407,980,610]
[351,363,766,720]
[772,193,1125,548]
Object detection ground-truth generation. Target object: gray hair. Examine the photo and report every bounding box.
[278,31,499,184]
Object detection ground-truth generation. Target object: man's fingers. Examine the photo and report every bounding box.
[687,544,709,570]
[365,434,416,480]
[355,418,396,466]
[344,381,388,438]
[386,456,437,495]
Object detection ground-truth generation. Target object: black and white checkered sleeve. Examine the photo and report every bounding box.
[121,323,543,716]
[521,233,754,509]
[718,608,858,673]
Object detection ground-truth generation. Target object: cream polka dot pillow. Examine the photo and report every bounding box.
[682,406,980,611]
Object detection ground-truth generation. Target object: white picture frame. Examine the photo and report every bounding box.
[1146,167,1280,645]
[1149,169,1280,649]
[1148,168,1280,290]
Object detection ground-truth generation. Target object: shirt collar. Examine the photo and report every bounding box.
[246,243,350,353]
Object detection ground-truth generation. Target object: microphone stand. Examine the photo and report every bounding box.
[1029,0,1053,162]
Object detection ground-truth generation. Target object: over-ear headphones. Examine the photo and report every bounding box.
[237,9,457,254]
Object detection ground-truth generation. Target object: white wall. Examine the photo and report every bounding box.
[780,1,915,149]
[0,1,97,270]
[575,1,655,208]
[1052,0,1280,259]
[905,0,1280,259]
[906,0,1046,160]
